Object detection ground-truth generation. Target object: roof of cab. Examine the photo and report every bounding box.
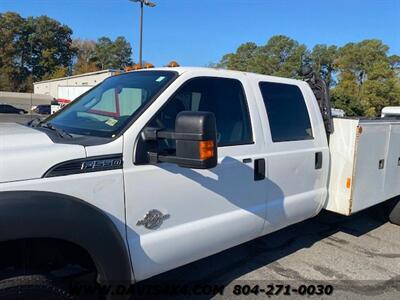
[126,66,305,85]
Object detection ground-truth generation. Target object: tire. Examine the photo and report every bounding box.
[389,199,400,225]
[0,274,73,300]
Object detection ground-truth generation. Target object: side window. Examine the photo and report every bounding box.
[259,82,313,142]
[149,77,253,147]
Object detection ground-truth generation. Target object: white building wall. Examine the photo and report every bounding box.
[33,70,117,99]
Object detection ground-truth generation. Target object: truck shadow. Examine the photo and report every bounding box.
[130,156,392,299]
[133,201,392,299]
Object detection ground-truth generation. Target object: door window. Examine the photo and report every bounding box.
[259,82,313,142]
[149,77,253,147]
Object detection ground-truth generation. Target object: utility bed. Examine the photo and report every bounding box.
[327,118,400,215]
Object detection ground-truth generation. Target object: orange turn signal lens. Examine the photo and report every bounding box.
[167,60,180,67]
[144,63,154,69]
[199,140,214,160]
[346,177,351,189]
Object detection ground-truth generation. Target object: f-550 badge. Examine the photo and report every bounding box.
[136,209,170,230]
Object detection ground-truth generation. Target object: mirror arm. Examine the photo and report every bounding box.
[142,127,210,142]
[148,151,206,168]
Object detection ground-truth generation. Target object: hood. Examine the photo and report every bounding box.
[0,123,86,183]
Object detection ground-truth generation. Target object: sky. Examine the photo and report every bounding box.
[1,0,399,67]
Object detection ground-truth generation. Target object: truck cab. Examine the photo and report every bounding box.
[0,67,352,298]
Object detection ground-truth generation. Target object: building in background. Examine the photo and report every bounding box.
[33,69,122,101]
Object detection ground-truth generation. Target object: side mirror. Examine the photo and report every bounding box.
[143,111,218,169]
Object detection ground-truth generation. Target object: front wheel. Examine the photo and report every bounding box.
[0,274,73,300]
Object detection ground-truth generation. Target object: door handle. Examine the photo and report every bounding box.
[315,152,323,169]
[254,158,265,181]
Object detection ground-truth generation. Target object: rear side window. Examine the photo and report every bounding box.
[259,82,313,142]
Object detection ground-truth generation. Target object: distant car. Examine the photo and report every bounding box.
[34,105,51,115]
[0,104,27,114]
[381,106,400,119]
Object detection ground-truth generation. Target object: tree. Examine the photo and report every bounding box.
[331,40,400,116]
[218,42,258,71]
[0,12,27,91]
[94,37,114,70]
[93,36,133,70]
[254,35,308,78]
[72,39,99,75]
[0,12,132,91]
[389,55,400,75]
[216,35,307,78]
[310,44,338,88]
[216,36,400,117]
[27,15,76,81]
[112,37,133,68]
[0,12,76,92]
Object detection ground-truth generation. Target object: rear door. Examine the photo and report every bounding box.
[255,80,329,234]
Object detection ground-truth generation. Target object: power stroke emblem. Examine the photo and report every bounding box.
[136,209,170,230]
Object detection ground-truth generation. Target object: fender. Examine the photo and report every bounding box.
[0,191,132,284]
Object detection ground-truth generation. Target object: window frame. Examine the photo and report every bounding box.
[258,81,314,143]
[144,76,255,148]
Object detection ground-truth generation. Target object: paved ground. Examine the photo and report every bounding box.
[139,201,400,299]
[0,113,45,124]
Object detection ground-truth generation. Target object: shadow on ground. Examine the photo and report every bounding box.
[133,199,399,299]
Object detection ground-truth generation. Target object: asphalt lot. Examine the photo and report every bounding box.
[0,113,46,124]
[1,114,399,299]
[137,201,399,299]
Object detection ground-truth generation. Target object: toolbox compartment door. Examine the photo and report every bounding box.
[327,118,400,215]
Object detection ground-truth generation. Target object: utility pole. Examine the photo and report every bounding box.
[129,0,156,66]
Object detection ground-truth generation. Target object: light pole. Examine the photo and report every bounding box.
[129,0,156,67]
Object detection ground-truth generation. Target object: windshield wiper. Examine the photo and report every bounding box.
[27,117,42,127]
[39,122,73,139]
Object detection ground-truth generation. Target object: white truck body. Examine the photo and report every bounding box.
[327,118,400,215]
[58,85,93,101]
[0,67,399,287]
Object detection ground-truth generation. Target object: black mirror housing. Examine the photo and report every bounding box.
[175,111,218,169]
[143,111,218,169]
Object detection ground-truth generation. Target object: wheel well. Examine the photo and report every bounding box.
[0,238,98,280]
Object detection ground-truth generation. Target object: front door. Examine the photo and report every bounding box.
[123,75,267,280]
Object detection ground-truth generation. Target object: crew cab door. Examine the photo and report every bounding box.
[123,74,267,281]
[255,80,329,234]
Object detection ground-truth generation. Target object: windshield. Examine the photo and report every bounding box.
[45,71,177,138]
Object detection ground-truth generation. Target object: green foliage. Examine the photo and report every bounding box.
[112,36,133,69]
[92,36,133,71]
[310,44,337,87]
[216,35,400,117]
[0,12,76,92]
[72,39,99,75]
[0,12,133,91]
[73,36,133,74]
[218,36,307,78]
[331,39,400,117]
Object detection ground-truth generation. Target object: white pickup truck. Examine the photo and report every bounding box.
[0,67,399,299]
